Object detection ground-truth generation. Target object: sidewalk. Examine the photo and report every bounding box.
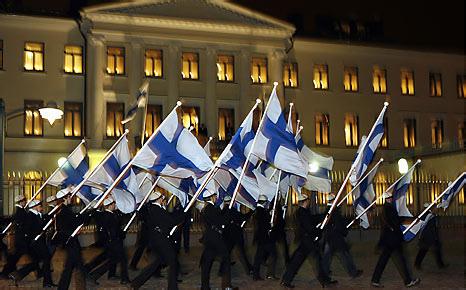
[0,228,464,289]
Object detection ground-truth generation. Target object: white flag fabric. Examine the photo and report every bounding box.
[401,213,434,241]
[48,142,89,188]
[352,162,380,229]
[437,172,466,210]
[384,165,415,217]
[121,80,149,124]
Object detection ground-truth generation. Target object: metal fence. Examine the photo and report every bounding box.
[2,169,464,231]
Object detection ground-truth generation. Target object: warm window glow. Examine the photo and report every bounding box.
[403,118,416,148]
[218,108,235,141]
[181,52,199,80]
[283,63,298,87]
[457,75,466,98]
[106,103,124,138]
[313,64,328,90]
[459,122,466,149]
[217,55,234,82]
[145,105,162,138]
[459,188,465,205]
[343,66,358,92]
[181,106,200,134]
[375,174,388,205]
[431,119,443,149]
[145,49,162,77]
[315,113,329,146]
[251,57,267,84]
[106,47,125,75]
[24,42,44,71]
[0,40,3,70]
[401,70,415,95]
[344,113,359,147]
[429,73,442,97]
[24,100,43,136]
[64,45,83,74]
[373,67,387,93]
[64,102,82,137]
[346,183,353,205]
[406,184,414,205]
[380,117,388,148]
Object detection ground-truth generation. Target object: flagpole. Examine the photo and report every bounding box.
[337,158,384,207]
[230,85,276,209]
[93,102,182,210]
[403,172,465,234]
[270,170,283,227]
[346,159,421,229]
[123,175,162,232]
[184,166,220,212]
[141,100,148,147]
[321,102,389,230]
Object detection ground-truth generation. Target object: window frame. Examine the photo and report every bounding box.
[216,54,235,83]
[283,62,299,88]
[24,100,44,137]
[457,75,466,99]
[64,102,83,138]
[400,70,415,96]
[344,113,359,147]
[63,45,84,75]
[403,118,417,148]
[343,66,359,92]
[315,113,330,146]
[144,49,163,78]
[251,57,268,84]
[144,104,163,139]
[23,41,45,72]
[313,64,329,90]
[373,67,387,94]
[429,72,442,97]
[106,102,125,139]
[106,46,126,76]
[181,52,200,80]
[431,119,444,149]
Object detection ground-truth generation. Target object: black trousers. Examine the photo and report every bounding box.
[131,233,179,290]
[282,240,327,284]
[220,232,252,276]
[415,242,446,268]
[371,246,412,284]
[277,233,290,263]
[57,239,86,290]
[200,233,231,290]
[1,238,29,275]
[90,240,128,281]
[182,221,191,252]
[14,239,53,285]
[130,231,149,268]
[253,241,277,278]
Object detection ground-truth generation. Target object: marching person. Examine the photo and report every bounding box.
[281,193,336,288]
[199,191,233,290]
[221,195,253,276]
[54,188,87,290]
[272,198,290,265]
[88,196,130,285]
[321,195,362,279]
[414,203,448,270]
[9,199,56,287]
[131,191,184,290]
[252,194,277,281]
[371,195,420,288]
[0,194,31,278]
[83,202,109,274]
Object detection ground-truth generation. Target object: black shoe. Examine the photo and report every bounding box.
[352,269,363,278]
[121,279,130,285]
[280,281,295,288]
[406,278,420,288]
[371,281,384,288]
[43,282,58,288]
[177,278,183,283]
[266,275,279,280]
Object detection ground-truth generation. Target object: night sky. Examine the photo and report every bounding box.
[1,0,463,53]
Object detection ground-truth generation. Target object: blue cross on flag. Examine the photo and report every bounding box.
[48,142,89,189]
[437,172,466,210]
[352,162,380,229]
[384,164,415,217]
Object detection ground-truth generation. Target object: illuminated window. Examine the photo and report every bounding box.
[145,49,162,78]
[315,113,329,146]
[283,63,298,87]
[343,66,358,92]
[380,117,389,148]
[344,113,359,147]
[373,67,387,93]
[375,174,388,205]
[403,118,416,148]
[24,100,43,136]
[106,103,124,138]
[180,106,200,134]
[406,184,414,205]
[401,70,415,95]
[106,47,125,75]
[181,52,199,80]
[459,122,466,149]
[64,45,83,74]
[346,183,353,205]
[218,108,235,141]
[251,57,267,84]
[24,42,44,71]
[431,119,444,149]
[0,40,3,69]
[64,102,82,137]
[144,105,162,138]
[217,55,234,82]
[313,64,328,90]
[429,73,442,97]
[459,187,465,205]
[457,75,466,98]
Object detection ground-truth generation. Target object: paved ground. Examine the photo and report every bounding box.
[0,228,464,289]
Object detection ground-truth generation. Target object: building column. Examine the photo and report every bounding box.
[167,44,180,114]
[205,47,217,139]
[269,49,286,104]
[128,42,143,147]
[86,35,105,149]
[239,49,251,119]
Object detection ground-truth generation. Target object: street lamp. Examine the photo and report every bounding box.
[39,101,63,125]
[398,158,409,174]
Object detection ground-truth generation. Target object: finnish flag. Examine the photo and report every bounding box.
[121,80,149,124]
[48,142,89,188]
[384,165,415,217]
[349,104,387,186]
[437,172,466,210]
[352,162,380,229]
[401,213,434,242]
[86,136,140,213]
[251,86,308,179]
[132,107,213,180]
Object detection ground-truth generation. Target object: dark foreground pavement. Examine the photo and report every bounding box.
[0,228,464,289]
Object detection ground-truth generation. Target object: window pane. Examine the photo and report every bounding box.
[24,51,34,70]
[344,114,358,146]
[217,55,234,82]
[145,49,162,77]
[315,113,329,145]
[106,103,124,138]
[64,111,73,136]
[64,54,73,73]
[181,52,199,80]
[218,108,234,141]
[313,64,328,89]
[283,63,298,87]
[74,55,83,73]
[251,57,267,84]
[344,66,358,92]
[107,47,125,75]
[401,70,415,95]
[24,100,43,136]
